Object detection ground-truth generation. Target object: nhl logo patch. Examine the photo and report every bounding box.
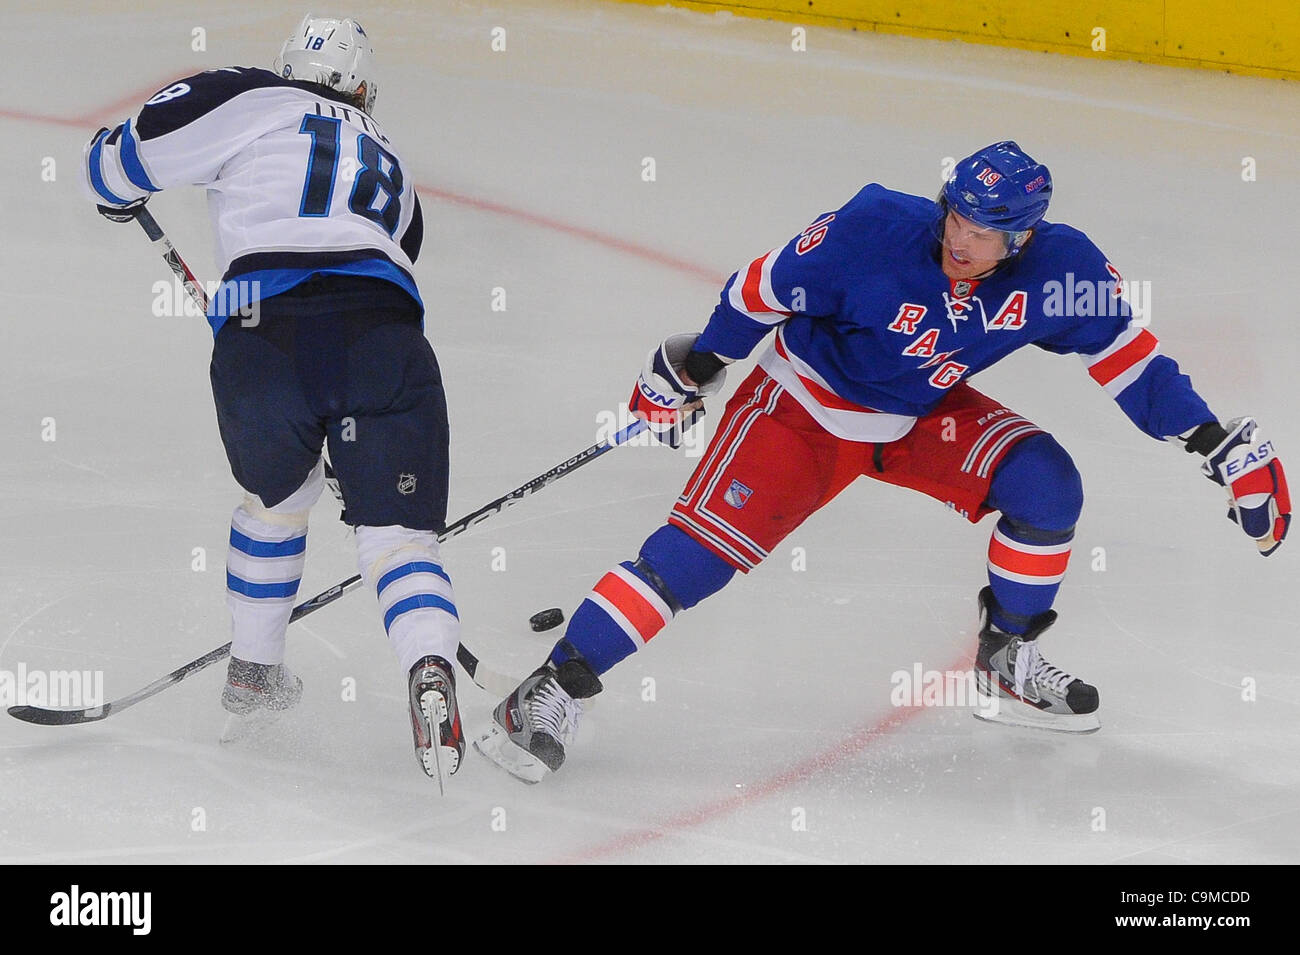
[397,473,417,495]
[723,479,753,509]
[953,280,972,298]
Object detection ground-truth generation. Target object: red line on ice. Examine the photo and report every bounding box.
[415,185,726,286]
[0,79,177,128]
[555,652,971,864]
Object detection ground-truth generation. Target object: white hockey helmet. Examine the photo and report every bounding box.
[273,14,377,114]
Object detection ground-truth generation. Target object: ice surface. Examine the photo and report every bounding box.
[2,0,1298,864]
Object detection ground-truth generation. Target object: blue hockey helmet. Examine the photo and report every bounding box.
[938,141,1052,255]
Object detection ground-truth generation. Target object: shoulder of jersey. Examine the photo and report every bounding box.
[135,67,334,139]
[1025,220,1110,272]
[827,183,936,245]
[845,183,936,221]
[786,184,934,263]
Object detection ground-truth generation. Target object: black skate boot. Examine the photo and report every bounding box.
[973,587,1100,733]
[409,655,464,789]
[473,657,603,784]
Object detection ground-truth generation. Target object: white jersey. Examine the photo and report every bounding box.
[83,67,424,332]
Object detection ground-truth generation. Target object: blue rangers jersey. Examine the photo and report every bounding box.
[82,67,423,333]
[695,184,1214,443]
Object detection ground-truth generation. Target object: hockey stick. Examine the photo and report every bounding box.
[134,205,210,311]
[7,411,695,725]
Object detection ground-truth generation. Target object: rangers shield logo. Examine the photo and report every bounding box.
[723,479,753,509]
[397,473,417,495]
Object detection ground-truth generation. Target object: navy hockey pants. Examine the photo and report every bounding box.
[209,275,450,531]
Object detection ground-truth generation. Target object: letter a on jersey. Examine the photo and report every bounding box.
[987,291,1028,331]
[902,328,940,358]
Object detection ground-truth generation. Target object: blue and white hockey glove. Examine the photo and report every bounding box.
[1190,417,1291,556]
[628,333,727,448]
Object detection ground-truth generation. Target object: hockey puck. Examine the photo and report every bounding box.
[529,608,565,632]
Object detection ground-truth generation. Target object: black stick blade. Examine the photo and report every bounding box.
[455,643,480,680]
[7,703,111,726]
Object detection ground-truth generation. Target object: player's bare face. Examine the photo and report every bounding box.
[941,210,1013,280]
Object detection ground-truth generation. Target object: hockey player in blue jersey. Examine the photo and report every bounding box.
[83,15,464,782]
[476,141,1291,783]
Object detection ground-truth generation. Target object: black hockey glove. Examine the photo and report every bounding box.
[97,195,150,224]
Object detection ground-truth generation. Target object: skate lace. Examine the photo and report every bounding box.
[529,678,584,744]
[1012,641,1075,700]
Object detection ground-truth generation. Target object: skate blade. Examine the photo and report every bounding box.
[418,689,459,793]
[972,672,1100,734]
[219,708,278,744]
[971,690,1100,733]
[472,724,547,785]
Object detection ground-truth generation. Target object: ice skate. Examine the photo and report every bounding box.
[221,656,303,716]
[219,657,304,742]
[474,658,602,784]
[409,655,463,789]
[973,587,1100,733]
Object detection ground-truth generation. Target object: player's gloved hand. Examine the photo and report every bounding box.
[96,194,149,223]
[1192,417,1291,556]
[87,128,151,223]
[628,333,727,447]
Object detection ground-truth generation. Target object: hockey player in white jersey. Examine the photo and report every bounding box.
[82,15,463,781]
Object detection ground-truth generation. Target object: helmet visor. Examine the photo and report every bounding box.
[932,200,1032,265]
